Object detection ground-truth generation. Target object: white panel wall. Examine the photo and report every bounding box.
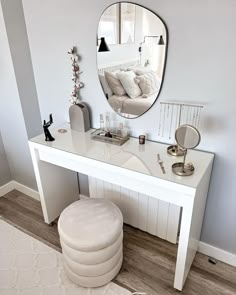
[89,176,180,244]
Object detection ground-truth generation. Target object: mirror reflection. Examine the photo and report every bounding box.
[97,3,167,118]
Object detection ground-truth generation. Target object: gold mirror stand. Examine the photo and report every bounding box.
[171,125,201,176]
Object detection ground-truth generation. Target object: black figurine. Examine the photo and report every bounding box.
[43,114,55,141]
[105,131,113,138]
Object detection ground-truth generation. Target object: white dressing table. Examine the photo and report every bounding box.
[29,125,214,291]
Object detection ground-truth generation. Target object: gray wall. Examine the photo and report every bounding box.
[1,0,42,140]
[0,131,11,186]
[22,0,236,254]
[0,2,39,190]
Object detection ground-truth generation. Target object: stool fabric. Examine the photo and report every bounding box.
[58,198,123,251]
[63,245,122,277]
[58,198,123,288]
[64,256,123,288]
[60,232,123,265]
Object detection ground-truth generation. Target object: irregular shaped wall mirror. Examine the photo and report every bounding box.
[97,3,167,119]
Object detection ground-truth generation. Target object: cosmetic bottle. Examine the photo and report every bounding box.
[110,112,117,135]
[122,124,129,137]
[117,123,123,138]
[105,114,112,138]
[99,114,106,136]
[99,114,104,130]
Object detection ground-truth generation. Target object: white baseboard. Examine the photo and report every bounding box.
[0,181,40,201]
[0,181,15,197]
[13,181,40,201]
[0,181,86,202]
[198,242,236,267]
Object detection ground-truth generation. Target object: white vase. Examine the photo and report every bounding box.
[69,103,90,132]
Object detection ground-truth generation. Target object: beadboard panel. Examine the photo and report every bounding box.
[88,176,180,244]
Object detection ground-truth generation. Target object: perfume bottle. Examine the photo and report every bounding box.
[99,114,106,136]
[122,122,129,137]
[105,114,112,138]
[110,112,117,135]
[99,114,104,130]
[117,123,123,138]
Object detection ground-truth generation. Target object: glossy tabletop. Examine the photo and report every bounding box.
[30,125,214,190]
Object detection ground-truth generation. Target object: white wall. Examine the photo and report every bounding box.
[0,3,37,189]
[1,0,42,140]
[20,0,236,254]
[0,131,11,186]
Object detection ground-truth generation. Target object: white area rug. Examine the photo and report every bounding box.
[0,220,132,295]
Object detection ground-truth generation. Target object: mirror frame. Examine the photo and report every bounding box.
[96,2,168,119]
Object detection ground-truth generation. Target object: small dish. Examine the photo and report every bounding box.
[172,162,194,176]
[167,145,185,156]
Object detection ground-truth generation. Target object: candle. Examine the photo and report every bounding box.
[139,135,145,144]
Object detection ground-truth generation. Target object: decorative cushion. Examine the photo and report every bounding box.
[117,71,142,99]
[135,72,161,96]
[104,71,126,96]
[58,199,123,252]
[127,65,151,76]
[63,245,122,277]
[99,74,113,97]
[64,255,123,288]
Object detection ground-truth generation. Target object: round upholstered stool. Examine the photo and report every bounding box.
[58,198,123,287]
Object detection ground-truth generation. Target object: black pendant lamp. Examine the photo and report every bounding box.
[158,35,165,45]
[98,37,110,52]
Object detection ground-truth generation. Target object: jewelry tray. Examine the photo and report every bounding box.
[91,129,129,146]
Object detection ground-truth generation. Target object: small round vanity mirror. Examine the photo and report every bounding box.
[175,125,201,149]
[172,125,201,176]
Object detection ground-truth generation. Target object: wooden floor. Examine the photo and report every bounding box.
[0,190,236,295]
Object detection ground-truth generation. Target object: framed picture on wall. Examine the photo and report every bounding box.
[97,4,119,45]
[120,3,136,44]
[98,3,136,45]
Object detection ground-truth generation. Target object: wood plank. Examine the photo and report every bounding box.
[111,183,121,208]
[0,193,60,249]
[147,197,159,235]
[88,176,96,198]
[95,178,104,198]
[104,181,112,200]
[4,189,42,215]
[157,200,169,239]
[128,190,139,227]
[120,187,130,224]
[138,193,148,232]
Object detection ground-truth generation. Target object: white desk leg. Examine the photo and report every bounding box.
[30,146,79,224]
[174,163,213,290]
[174,200,194,291]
